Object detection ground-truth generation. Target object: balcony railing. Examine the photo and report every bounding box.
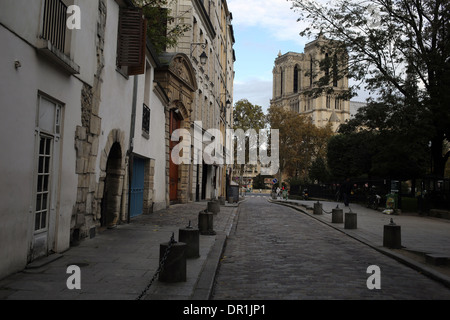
[42,0,68,53]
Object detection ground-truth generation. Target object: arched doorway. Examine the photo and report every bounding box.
[155,52,198,204]
[101,142,123,228]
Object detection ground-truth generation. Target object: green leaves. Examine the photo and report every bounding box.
[132,0,191,53]
[290,0,450,177]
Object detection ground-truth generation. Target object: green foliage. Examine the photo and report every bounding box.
[233,99,266,132]
[267,105,333,181]
[290,0,450,177]
[327,128,428,181]
[132,0,191,53]
[309,156,330,184]
[252,174,271,190]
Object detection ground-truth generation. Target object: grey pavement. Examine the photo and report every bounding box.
[267,197,450,288]
[1,193,449,300]
[212,196,450,300]
[0,200,239,300]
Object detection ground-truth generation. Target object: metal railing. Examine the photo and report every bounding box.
[42,0,68,53]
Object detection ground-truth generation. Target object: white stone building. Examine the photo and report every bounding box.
[0,0,172,279]
[0,0,100,278]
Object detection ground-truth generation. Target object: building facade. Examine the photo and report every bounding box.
[166,0,235,203]
[270,36,350,132]
[0,0,214,279]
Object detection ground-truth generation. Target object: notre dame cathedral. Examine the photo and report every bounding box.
[270,36,350,131]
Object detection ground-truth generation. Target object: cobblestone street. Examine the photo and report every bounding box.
[211,196,450,300]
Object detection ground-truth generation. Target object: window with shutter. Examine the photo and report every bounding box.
[117,7,147,76]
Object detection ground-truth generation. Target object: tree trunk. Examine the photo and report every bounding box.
[431,136,448,178]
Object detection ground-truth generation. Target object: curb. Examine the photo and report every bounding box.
[268,199,450,290]
[191,202,242,300]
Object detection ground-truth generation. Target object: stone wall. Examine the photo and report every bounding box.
[71,0,107,242]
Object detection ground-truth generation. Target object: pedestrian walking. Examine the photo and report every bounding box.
[340,178,352,207]
[276,187,281,199]
[282,188,289,201]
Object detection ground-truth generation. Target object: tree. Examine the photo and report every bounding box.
[252,174,270,190]
[132,0,191,53]
[233,99,266,132]
[309,156,330,184]
[290,0,450,177]
[232,99,267,189]
[267,105,333,185]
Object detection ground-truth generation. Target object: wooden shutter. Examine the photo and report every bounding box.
[117,7,147,76]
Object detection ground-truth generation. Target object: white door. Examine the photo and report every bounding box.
[30,95,61,262]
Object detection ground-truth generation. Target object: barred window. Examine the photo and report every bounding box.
[42,0,68,53]
[142,104,150,137]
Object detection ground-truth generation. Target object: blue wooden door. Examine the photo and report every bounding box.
[130,157,145,218]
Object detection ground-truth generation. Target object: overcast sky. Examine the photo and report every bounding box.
[227,0,370,113]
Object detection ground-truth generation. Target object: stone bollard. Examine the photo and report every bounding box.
[159,239,187,283]
[314,201,323,215]
[218,196,225,205]
[332,205,344,223]
[344,212,357,229]
[179,221,200,259]
[383,219,401,249]
[198,210,216,235]
[207,201,220,214]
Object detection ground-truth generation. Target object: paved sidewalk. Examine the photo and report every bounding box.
[269,198,450,288]
[0,201,239,300]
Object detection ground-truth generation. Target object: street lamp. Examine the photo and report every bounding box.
[199,51,208,65]
[190,42,208,65]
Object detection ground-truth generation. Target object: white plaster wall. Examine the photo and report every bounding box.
[133,65,168,211]
[0,0,99,279]
[0,0,43,46]
[95,0,133,175]
[0,25,82,279]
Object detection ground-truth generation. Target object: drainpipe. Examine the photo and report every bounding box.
[127,75,139,224]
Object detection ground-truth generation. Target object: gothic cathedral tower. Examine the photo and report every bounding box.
[270,36,350,131]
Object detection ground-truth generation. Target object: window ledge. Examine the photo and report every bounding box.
[36,39,80,75]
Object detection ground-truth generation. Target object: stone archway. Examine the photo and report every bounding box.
[101,142,122,228]
[155,52,197,204]
[98,129,126,228]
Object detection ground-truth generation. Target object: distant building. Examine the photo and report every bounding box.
[349,100,367,118]
[164,0,236,203]
[270,36,350,132]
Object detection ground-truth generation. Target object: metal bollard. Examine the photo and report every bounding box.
[207,201,220,214]
[383,219,401,249]
[332,205,344,223]
[179,221,200,259]
[314,201,323,215]
[159,240,187,283]
[198,210,216,235]
[344,212,357,229]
